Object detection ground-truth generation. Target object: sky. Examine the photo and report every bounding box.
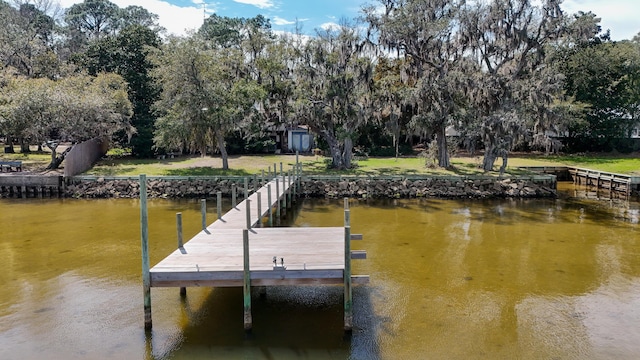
[56,0,639,41]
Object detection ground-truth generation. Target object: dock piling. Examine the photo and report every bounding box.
[200,199,206,231]
[246,199,252,229]
[139,174,152,330]
[275,177,281,222]
[177,212,186,297]
[243,229,252,330]
[257,192,262,228]
[344,198,352,332]
[217,192,222,220]
[244,177,249,199]
[267,184,273,227]
[253,174,258,193]
[232,185,237,208]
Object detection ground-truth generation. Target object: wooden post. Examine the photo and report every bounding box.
[177,213,186,297]
[246,199,252,229]
[200,199,206,231]
[177,213,183,247]
[261,170,265,186]
[293,167,297,200]
[243,229,252,330]
[253,174,258,193]
[282,174,287,215]
[244,177,249,199]
[343,197,352,332]
[217,192,222,220]
[267,184,273,227]
[275,177,281,221]
[287,170,292,207]
[273,163,277,179]
[256,192,262,228]
[139,174,152,330]
[268,165,272,179]
[280,162,283,177]
[232,185,237,208]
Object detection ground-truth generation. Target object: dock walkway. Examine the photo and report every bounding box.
[140,167,367,332]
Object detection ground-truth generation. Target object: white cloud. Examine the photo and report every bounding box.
[320,22,340,31]
[273,16,294,26]
[232,0,274,9]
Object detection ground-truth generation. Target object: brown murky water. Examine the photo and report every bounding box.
[0,184,639,359]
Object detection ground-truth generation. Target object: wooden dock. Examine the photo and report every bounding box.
[568,167,640,196]
[519,166,640,196]
[140,164,368,332]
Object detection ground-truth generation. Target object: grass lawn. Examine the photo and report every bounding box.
[2,143,637,176]
[85,153,575,177]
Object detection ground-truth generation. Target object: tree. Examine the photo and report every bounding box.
[366,0,469,168]
[0,0,61,79]
[151,35,264,169]
[460,0,566,172]
[559,31,640,152]
[64,0,119,40]
[0,71,132,168]
[79,24,161,156]
[293,23,375,169]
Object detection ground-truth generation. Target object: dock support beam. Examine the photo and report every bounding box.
[139,174,152,330]
[243,229,252,330]
[217,192,222,220]
[177,213,186,297]
[344,198,352,332]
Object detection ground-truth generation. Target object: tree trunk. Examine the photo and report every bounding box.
[216,133,229,170]
[323,132,344,169]
[436,125,450,168]
[46,146,72,170]
[4,136,14,153]
[498,152,508,177]
[482,144,497,171]
[20,139,30,153]
[343,136,353,169]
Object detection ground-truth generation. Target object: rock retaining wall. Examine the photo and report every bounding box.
[62,176,557,199]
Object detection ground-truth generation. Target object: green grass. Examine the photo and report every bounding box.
[85,153,577,177]
[2,143,638,176]
[0,146,53,171]
[548,155,640,175]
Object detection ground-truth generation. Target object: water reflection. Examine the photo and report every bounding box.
[0,186,639,359]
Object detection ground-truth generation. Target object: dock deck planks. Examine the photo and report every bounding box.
[150,227,347,287]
